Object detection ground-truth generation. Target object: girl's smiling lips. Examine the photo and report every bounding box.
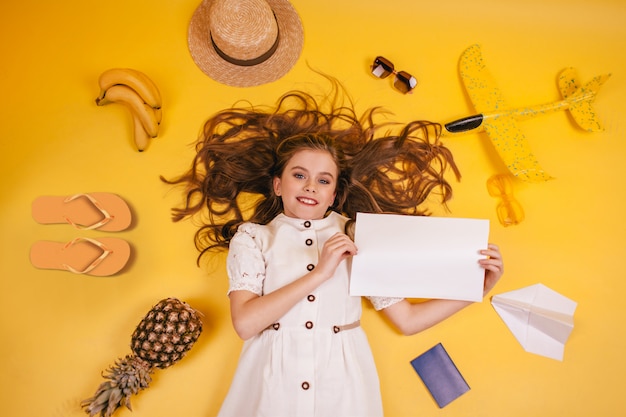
[297,196,318,205]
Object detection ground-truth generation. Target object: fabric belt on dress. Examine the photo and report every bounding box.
[265,320,361,333]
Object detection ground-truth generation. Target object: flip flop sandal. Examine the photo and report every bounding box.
[32,193,132,232]
[30,237,131,277]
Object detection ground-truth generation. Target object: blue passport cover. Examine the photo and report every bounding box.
[410,343,470,408]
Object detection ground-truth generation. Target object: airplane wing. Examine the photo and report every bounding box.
[459,45,552,183]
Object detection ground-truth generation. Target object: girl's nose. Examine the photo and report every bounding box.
[304,181,316,192]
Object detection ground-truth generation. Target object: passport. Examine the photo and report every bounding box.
[410,343,470,408]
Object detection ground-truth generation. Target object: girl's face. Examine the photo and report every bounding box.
[273,149,338,220]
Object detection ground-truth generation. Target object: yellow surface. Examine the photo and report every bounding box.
[1,0,625,416]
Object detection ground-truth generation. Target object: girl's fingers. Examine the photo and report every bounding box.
[480,244,502,260]
[479,243,504,274]
[327,233,358,254]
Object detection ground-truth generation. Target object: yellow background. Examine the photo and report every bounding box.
[1,0,625,416]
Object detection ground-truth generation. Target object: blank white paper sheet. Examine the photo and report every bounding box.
[349,213,489,302]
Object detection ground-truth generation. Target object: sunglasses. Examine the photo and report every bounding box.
[486,174,525,227]
[371,56,418,94]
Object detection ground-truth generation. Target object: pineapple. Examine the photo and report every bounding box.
[81,298,203,417]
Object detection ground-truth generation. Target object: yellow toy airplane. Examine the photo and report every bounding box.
[443,44,611,183]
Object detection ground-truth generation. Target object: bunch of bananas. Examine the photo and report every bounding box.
[96,68,162,152]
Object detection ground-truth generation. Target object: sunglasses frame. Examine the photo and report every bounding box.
[371,56,417,94]
[486,174,525,227]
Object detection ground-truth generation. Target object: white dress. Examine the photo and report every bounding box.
[217,212,401,417]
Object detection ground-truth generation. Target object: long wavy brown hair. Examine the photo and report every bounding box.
[163,76,461,262]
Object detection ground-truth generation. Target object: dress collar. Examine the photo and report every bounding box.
[273,211,343,230]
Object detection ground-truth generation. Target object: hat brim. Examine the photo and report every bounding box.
[188,0,304,88]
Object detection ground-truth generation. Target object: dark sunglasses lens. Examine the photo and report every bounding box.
[394,71,417,93]
[372,56,394,79]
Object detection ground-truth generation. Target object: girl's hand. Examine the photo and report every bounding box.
[315,232,358,281]
[479,243,504,296]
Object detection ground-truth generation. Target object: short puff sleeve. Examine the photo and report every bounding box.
[366,296,403,311]
[226,223,266,296]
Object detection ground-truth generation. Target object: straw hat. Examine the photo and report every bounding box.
[188,0,304,87]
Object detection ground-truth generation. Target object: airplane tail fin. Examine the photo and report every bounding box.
[558,68,611,132]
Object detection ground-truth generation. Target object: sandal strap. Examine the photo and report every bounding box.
[62,237,112,274]
[63,193,115,230]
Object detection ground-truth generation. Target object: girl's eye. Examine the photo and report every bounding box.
[319,178,330,185]
[294,173,305,179]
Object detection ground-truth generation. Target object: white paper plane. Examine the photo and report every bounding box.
[491,283,577,361]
